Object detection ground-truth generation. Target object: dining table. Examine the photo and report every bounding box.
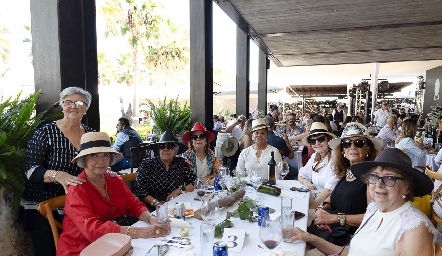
[131,179,309,256]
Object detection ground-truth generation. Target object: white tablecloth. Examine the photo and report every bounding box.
[426,154,439,172]
[131,180,309,256]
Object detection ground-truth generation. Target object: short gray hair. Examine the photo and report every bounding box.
[76,153,116,168]
[59,87,92,107]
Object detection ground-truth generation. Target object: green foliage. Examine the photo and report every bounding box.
[135,126,153,141]
[0,91,61,215]
[428,106,442,128]
[216,109,233,119]
[147,97,191,134]
[231,197,275,220]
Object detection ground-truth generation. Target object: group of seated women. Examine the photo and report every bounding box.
[19,86,439,255]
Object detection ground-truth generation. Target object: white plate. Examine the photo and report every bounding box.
[168,208,195,218]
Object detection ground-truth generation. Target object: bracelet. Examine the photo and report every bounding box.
[126,226,131,235]
[52,171,60,183]
[132,227,138,239]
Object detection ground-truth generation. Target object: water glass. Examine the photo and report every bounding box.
[156,202,170,234]
[200,223,215,255]
[281,196,292,213]
[281,211,295,243]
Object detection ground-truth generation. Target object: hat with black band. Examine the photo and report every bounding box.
[72,132,122,162]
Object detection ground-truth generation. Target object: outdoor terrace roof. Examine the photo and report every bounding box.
[216,0,442,67]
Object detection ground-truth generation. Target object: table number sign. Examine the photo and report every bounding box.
[221,228,245,252]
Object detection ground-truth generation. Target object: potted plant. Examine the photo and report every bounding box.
[147,97,191,139]
[0,91,60,254]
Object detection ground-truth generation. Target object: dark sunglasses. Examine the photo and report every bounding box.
[342,139,367,149]
[190,134,206,140]
[365,173,404,187]
[158,143,177,150]
[307,136,327,145]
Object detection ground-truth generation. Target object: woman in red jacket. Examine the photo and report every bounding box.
[57,132,168,255]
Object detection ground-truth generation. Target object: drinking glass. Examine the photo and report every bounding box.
[250,169,263,204]
[281,211,295,243]
[259,218,282,255]
[200,223,215,255]
[156,202,170,234]
[277,162,289,181]
[200,197,220,225]
[280,197,292,213]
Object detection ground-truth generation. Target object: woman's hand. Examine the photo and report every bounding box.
[166,188,182,201]
[54,171,85,193]
[314,208,336,225]
[290,227,313,243]
[136,224,169,238]
[106,168,118,177]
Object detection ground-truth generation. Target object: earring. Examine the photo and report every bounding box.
[401,194,406,199]
[366,152,369,157]
[342,152,346,158]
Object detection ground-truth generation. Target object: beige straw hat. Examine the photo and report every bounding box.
[72,132,122,162]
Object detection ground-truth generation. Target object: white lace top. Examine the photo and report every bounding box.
[348,201,437,256]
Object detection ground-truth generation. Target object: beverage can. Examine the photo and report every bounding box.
[174,202,185,220]
[214,177,222,191]
[213,241,228,256]
[257,206,269,226]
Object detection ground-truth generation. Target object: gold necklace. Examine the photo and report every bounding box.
[196,153,206,162]
[86,173,110,200]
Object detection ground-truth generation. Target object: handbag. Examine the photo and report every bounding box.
[307,207,354,246]
[80,233,133,256]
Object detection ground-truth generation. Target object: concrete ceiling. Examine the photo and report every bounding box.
[216,0,442,66]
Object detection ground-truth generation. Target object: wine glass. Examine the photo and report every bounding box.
[195,178,206,204]
[277,162,289,182]
[259,218,282,255]
[200,197,220,225]
[250,170,263,204]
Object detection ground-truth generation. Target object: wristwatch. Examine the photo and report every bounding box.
[338,213,346,226]
[180,184,186,194]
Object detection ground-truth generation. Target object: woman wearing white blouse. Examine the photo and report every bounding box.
[236,118,282,178]
[298,122,340,209]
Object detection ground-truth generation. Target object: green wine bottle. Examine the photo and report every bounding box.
[257,184,281,196]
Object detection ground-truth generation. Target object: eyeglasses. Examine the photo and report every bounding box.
[190,134,206,140]
[342,139,367,149]
[158,143,177,150]
[307,136,327,145]
[365,173,404,187]
[63,100,87,108]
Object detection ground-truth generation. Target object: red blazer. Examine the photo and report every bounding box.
[57,171,148,256]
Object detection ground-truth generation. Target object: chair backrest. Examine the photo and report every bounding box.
[37,195,66,249]
[436,241,442,256]
[130,142,153,173]
[120,172,138,192]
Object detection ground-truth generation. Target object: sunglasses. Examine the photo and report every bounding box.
[62,100,87,108]
[365,173,404,187]
[307,136,327,145]
[158,143,177,150]
[190,134,206,140]
[342,139,367,149]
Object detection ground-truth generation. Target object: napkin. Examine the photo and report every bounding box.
[165,247,194,256]
[170,218,192,228]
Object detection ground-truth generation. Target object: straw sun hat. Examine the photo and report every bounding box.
[301,122,336,144]
[328,122,382,151]
[72,132,122,163]
[250,118,267,132]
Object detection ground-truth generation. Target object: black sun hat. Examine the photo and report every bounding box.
[351,148,433,197]
[152,130,188,154]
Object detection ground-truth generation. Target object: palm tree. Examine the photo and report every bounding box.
[0,25,10,76]
[100,0,164,116]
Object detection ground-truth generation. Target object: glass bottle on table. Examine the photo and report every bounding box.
[268,151,276,184]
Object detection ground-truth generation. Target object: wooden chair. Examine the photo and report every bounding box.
[120,172,138,192]
[425,168,442,227]
[130,142,153,173]
[436,241,442,256]
[37,195,66,249]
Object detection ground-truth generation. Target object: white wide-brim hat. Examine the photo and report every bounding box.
[328,122,382,151]
[72,132,122,162]
[251,118,267,132]
[301,122,336,144]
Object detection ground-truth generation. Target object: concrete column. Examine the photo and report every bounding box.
[31,0,99,130]
[236,28,250,117]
